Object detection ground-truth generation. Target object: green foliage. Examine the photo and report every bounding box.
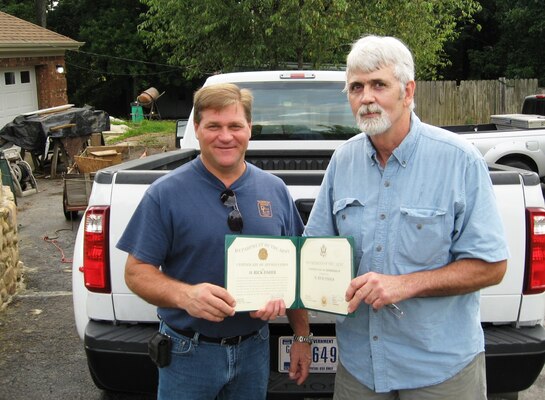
[46,0,182,117]
[0,0,38,24]
[0,0,53,25]
[465,0,545,85]
[342,0,482,79]
[108,119,176,143]
[139,0,481,80]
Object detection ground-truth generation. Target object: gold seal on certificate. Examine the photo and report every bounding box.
[225,235,355,315]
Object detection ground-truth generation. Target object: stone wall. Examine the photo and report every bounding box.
[0,173,23,311]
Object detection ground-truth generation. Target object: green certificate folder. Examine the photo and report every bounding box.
[225,235,355,316]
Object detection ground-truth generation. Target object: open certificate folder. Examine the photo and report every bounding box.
[225,235,355,315]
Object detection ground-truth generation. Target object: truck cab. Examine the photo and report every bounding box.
[522,94,545,116]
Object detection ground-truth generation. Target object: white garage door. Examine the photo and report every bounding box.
[0,67,39,129]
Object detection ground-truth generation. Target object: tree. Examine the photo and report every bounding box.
[442,0,545,86]
[1,0,33,22]
[470,0,545,85]
[139,0,481,80]
[0,0,51,25]
[35,0,47,27]
[47,0,185,117]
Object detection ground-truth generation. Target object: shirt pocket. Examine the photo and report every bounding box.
[396,207,448,267]
[333,198,364,258]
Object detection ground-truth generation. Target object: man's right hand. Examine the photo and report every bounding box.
[125,256,236,322]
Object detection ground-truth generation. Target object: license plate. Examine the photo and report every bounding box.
[278,336,338,373]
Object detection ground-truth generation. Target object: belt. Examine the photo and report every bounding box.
[172,327,257,346]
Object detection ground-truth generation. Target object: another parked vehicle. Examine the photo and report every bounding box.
[522,94,545,116]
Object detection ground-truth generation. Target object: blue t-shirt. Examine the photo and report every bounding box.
[304,113,509,392]
[117,157,304,337]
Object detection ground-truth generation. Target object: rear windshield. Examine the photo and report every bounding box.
[237,81,360,140]
[522,96,545,116]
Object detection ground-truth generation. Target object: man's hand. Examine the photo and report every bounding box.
[288,341,311,385]
[125,256,235,321]
[345,272,405,313]
[345,259,508,313]
[183,283,236,322]
[250,299,286,320]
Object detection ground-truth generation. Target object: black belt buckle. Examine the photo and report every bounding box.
[220,335,243,346]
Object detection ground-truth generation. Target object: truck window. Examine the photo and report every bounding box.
[238,81,360,140]
[522,95,545,116]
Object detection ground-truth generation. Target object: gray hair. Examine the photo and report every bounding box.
[346,35,415,110]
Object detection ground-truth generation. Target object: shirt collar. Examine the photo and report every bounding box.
[364,112,421,168]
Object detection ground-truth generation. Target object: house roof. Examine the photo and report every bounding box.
[0,11,83,56]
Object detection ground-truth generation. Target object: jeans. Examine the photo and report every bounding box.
[157,321,270,400]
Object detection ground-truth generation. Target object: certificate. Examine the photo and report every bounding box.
[299,237,354,315]
[225,235,355,315]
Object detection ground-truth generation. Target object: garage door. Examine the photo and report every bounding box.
[0,67,39,129]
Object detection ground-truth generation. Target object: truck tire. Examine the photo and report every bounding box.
[499,158,534,173]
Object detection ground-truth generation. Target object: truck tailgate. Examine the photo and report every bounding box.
[480,178,526,322]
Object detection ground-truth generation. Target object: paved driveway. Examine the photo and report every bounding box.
[0,177,153,399]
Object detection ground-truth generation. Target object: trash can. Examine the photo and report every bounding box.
[131,103,144,123]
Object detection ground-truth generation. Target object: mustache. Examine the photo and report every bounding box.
[358,104,384,115]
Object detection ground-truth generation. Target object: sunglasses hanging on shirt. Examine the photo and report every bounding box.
[220,189,243,233]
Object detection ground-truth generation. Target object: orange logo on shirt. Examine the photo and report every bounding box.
[257,201,272,218]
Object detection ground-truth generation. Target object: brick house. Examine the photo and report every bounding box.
[0,11,83,127]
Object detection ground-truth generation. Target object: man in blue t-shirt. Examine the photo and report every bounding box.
[118,83,311,400]
[304,35,509,400]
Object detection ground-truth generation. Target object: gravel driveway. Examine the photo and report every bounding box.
[0,176,153,400]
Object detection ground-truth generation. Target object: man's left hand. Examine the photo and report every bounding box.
[250,299,286,320]
[288,341,311,385]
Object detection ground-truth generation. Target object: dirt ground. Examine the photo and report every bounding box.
[106,131,177,152]
[103,131,178,161]
[0,132,175,399]
[0,177,155,400]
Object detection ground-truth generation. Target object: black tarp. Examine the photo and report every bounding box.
[0,106,110,153]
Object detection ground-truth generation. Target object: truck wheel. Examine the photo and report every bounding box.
[500,159,534,172]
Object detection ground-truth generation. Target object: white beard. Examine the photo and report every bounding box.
[356,104,392,136]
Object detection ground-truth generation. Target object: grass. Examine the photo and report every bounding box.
[108,119,176,143]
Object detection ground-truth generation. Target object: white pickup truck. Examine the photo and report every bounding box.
[73,71,545,398]
[443,113,545,179]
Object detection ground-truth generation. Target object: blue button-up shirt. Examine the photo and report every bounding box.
[304,113,509,392]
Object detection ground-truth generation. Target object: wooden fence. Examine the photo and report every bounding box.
[414,78,539,126]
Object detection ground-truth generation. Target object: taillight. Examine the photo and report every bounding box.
[82,206,111,293]
[525,208,545,294]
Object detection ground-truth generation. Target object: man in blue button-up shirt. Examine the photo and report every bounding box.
[304,35,509,400]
